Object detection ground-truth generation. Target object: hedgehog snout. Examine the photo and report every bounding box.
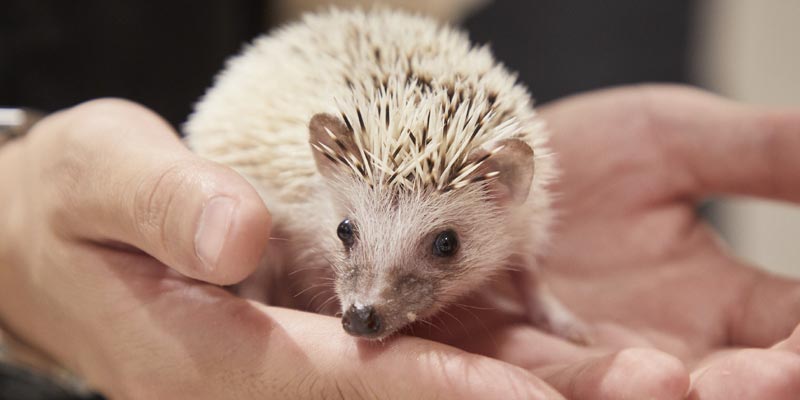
[342,304,383,338]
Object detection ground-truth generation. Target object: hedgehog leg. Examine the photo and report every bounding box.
[511,265,593,345]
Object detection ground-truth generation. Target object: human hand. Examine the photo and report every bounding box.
[417,85,800,399]
[0,99,563,399]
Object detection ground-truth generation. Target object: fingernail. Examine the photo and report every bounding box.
[195,196,237,270]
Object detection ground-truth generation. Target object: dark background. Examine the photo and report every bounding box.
[465,1,694,105]
[0,1,694,399]
[1,0,695,129]
[0,1,265,129]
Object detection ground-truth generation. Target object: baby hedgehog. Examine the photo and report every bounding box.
[185,8,586,341]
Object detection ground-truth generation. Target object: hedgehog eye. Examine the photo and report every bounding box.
[433,230,458,257]
[337,218,355,247]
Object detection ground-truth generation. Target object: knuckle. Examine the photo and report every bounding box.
[71,98,154,123]
[24,98,144,145]
[33,100,170,209]
[132,158,201,247]
[630,84,666,133]
[607,348,688,398]
[38,143,93,235]
[754,110,786,197]
[61,98,170,145]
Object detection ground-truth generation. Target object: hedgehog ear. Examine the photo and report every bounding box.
[309,113,355,179]
[470,139,534,206]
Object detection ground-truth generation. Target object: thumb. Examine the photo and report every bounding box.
[534,348,689,400]
[42,99,270,285]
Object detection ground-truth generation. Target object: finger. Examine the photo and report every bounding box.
[638,84,800,203]
[83,279,565,400]
[37,99,270,285]
[470,324,596,369]
[728,268,800,347]
[342,326,566,399]
[533,348,689,400]
[265,306,564,400]
[541,84,800,204]
[689,348,800,400]
[270,308,566,400]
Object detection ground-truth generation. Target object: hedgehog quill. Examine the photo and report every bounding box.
[186,9,588,342]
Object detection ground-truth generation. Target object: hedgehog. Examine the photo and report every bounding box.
[185,8,587,341]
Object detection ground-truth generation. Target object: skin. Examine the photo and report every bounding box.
[0,84,797,399]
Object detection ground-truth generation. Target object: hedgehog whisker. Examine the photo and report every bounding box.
[434,314,454,337]
[453,303,498,350]
[307,288,335,310]
[293,282,331,298]
[451,302,495,311]
[306,288,329,307]
[417,317,444,336]
[287,265,328,276]
[439,308,470,338]
[315,295,339,314]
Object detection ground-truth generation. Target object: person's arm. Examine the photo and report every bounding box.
[0,98,562,399]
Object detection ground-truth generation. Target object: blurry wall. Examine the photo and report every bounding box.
[0,1,265,127]
[7,0,794,278]
[274,0,695,104]
[268,0,488,23]
[463,0,693,104]
[692,1,800,278]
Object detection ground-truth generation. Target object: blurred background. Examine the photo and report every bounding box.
[4,0,796,279]
[693,0,800,279]
[0,1,798,397]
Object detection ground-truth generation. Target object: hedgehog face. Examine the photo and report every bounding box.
[329,183,512,340]
[309,113,536,340]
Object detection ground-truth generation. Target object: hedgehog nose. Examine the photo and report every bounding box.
[342,305,382,337]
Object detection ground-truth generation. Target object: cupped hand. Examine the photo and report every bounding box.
[0,99,563,399]
[422,85,800,399]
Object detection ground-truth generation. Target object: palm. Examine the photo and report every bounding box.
[420,85,800,399]
[543,85,763,359]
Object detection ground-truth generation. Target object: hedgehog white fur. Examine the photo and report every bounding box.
[185,8,586,341]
